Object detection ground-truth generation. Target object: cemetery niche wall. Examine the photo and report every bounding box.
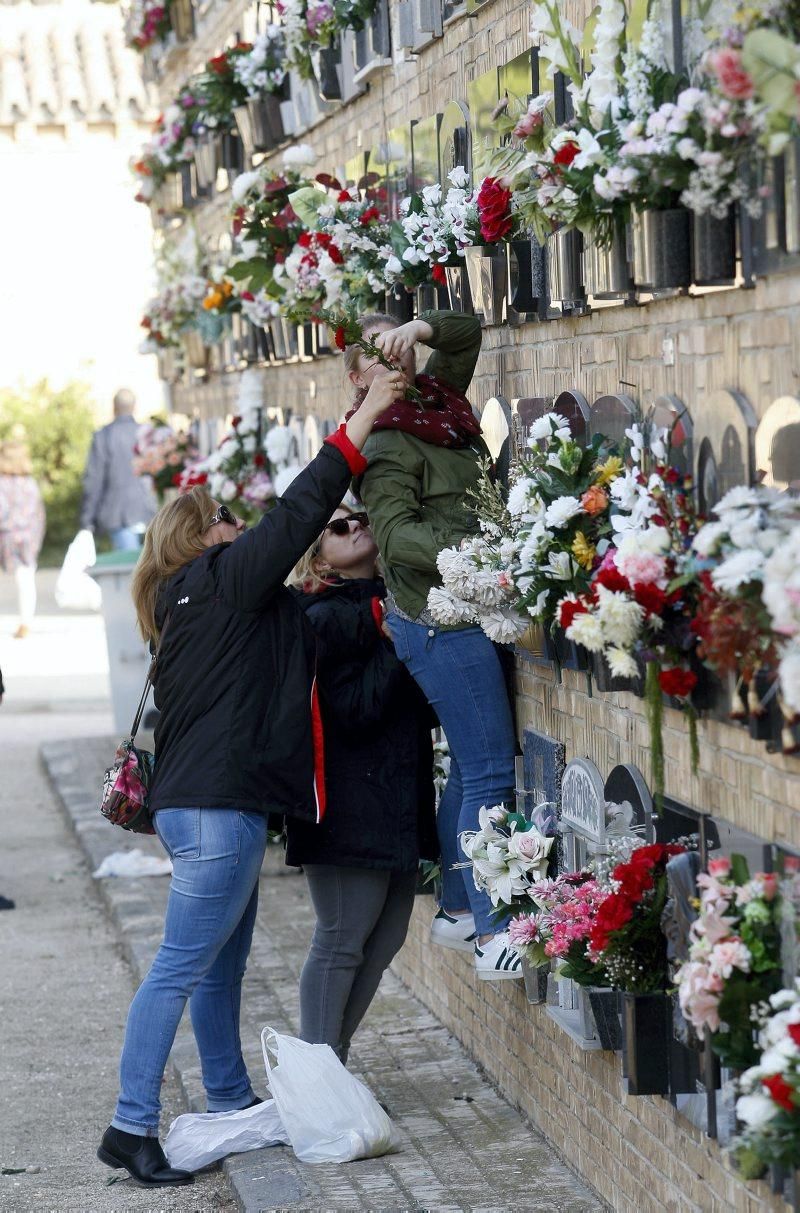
[145,0,800,1206]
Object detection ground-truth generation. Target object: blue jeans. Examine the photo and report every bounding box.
[108,526,143,551]
[112,808,268,1136]
[387,616,516,935]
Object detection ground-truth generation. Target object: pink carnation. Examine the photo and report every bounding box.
[707,857,731,877]
[709,48,755,100]
[614,549,668,589]
[508,914,539,946]
[708,937,751,979]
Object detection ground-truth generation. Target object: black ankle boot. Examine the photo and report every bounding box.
[97,1126,194,1187]
[207,1095,263,1114]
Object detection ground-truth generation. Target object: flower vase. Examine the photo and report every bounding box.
[591,652,645,697]
[250,95,287,152]
[282,319,300,360]
[508,237,546,314]
[234,105,255,161]
[157,347,177,383]
[415,283,439,317]
[621,991,671,1096]
[582,223,632,300]
[463,245,507,326]
[312,42,343,102]
[180,329,207,370]
[587,987,622,1051]
[444,264,473,313]
[221,130,244,181]
[268,318,287,362]
[631,208,691,291]
[546,228,584,309]
[169,0,194,41]
[194,137,219,193]
[692,210,736,287]
[515,623,547,659]
[521,958,549,1004]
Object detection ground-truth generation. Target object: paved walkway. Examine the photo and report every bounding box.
[42,734,603,1212]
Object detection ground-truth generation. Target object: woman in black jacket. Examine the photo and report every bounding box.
[97,371,401,1188]
[287,506,437,1064]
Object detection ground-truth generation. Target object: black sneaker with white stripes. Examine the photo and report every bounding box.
[473,931,523,980]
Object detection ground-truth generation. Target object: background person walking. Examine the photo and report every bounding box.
[80,388,156,551]
[0,429,45,639]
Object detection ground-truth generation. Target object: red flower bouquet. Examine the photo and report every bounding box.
[476,177,514,243]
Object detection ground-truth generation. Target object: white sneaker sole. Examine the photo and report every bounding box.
[430,927,476,953]
[476,966,523,981]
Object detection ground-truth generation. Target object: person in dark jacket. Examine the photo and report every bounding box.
[346,312,522,982]
[80,389,157,550]
[97,369,401,1188]
[286,505,437,1064]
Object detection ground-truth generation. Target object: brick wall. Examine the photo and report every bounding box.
[154,0,800,1205]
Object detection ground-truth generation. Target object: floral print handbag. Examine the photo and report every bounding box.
[99,618,169,835]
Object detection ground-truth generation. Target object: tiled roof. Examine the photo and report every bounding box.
[0,0,152,125]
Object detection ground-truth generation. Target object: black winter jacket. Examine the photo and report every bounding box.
[285,577,438,871]
[149,440,359,821]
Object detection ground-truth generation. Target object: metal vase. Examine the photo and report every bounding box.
[169,0,194,41]
[268,318,287,362]
[245,95,286,152]
[234,105,255,161]
[463,244,507,326]
[692,209,737,286]
[157,347,177,383]
[194,138,219,193]
[587,988,622,1051]
[221,131,244,181]
[508,237,545,314]
[313,43,343,102]
[444,264,472,313]
[631,208,691,291]
[621,992,671,1096]
[546,228,584,308]
[521,959,549,1005]
[180,329,207,370]
[582,224,632,299]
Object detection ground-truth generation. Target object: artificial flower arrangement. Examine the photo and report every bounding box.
[233,26,288,99]
[459,804,555,911]
[734,980,800,1177]
[391,167,482,288]
[193,44,254,131]
[508,872,610,988]
[691,486,800,751]
[132,423,199,500]
[427,411,623,641]
[676,855,782,1070]
[180,395,302,519]
[586,843,686,993]
[140,230,210,351]
[124,0,171,52]
[131,86,206,202]
[275,0,377,78]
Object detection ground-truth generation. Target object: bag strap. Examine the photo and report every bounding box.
[129,613,171,741]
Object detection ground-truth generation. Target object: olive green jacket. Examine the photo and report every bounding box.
[355,311,487,621]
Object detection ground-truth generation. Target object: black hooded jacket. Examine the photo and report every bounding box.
[148,439,361,821]
[285,577,438,871]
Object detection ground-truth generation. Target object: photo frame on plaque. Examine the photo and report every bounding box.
[438,100,471,183]
[589,393,637,447]
[511,396,551,453]
[520,728,565,821]
[411,113,442,191]
[554,389,591,445]
[693,389,756,513]
[755,395,800,490]
[652,394,693,475]
[603,763,654,845]
[478,395,513,487]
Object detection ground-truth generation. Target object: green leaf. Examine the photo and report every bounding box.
[288,186,325,229]
[743,30,800,118]
[730,853,751,887]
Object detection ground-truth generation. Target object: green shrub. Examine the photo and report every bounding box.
[0,380,99,567]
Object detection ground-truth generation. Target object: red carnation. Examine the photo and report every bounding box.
[658,667,698,698]
[232,206,245,238]
[789,1024,800,1047]
[632,582,667,617]
[595,564,631,594]
[315,232,332,247]
[208,53,230,74]
[298,232,313,248]
[240,291,254,301]
[477,176,513,244]
[589,892,634,953]
[763,1074,796,1112]
[553,140,580,167]
[327,244,344,265]
[359,206,381,225]
[338,190,353,202]
[231,415,242,428]
[432,263,447,285]
[254,453,266,468]
[559,598,589,631]
[334,325,347,352]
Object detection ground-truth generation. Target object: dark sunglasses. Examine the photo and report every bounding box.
[324,511,369,537]
[208,504,238,529]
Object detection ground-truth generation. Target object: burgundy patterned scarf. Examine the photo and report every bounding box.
[345,373,482,449]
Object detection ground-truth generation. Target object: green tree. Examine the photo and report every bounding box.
[0,380,98,566]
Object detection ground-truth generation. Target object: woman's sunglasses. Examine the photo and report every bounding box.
[324,511,369,537]
[207,504,238,529]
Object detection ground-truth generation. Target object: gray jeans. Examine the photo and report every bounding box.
[299,866,417,1062]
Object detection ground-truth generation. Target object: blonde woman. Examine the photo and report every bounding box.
[287,506,436,1064]
[0,430,45,639]
[98,382,397,1188]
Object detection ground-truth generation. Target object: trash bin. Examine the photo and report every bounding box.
[91,549,150,735]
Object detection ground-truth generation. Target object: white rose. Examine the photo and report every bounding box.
[282,142,316,167]
[736,1093,779,1130]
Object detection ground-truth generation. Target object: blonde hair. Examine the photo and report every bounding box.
[289,503,381,593]
[0,435,32,476]
[131,485,216,643]
[342,312,396,388]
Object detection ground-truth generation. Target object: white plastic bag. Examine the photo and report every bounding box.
[55,529,101,611]
[164,1099,288,1171]
[92,849,172,879]
[261,1026,397,1164]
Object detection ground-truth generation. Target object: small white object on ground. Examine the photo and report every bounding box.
[165,1100,288,1171]
[92,849,172,878]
